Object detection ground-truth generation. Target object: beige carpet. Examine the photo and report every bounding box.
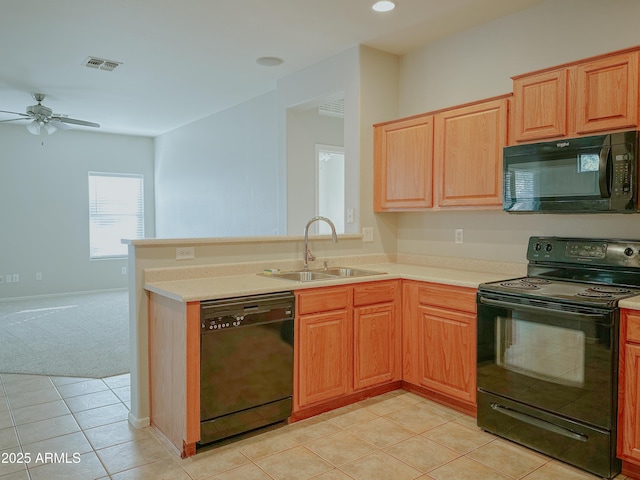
[0,290,129,378]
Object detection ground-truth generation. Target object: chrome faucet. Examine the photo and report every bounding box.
[303,216,338,270]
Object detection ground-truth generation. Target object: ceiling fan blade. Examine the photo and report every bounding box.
[53,116,100,128]
[0,118,28,123]
[49,120,71,130]
[0,110,29,117]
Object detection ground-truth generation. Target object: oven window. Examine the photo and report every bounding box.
[477,302,615,430]
[497,316,585,387]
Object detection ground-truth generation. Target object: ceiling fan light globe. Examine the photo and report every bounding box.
[26,120,41,135]
[44,123,57,135]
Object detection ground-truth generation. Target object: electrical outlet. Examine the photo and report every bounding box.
[36,272,42,281]
[455,229,464,244]
[362,227,374,243]
[121,267,127,275]
[176,246,195,260]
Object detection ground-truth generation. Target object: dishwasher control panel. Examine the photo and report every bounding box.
[202,314,245,331]
[200,291,295,333]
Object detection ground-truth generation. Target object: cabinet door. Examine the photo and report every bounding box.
[297,310,351,408]
[374,115,434,211]
[575,51,639,134]
[513,69,567,142]
[418,305,476,404]
[620,342,640,462]
[434,98,507,207]
[353,302,398,390]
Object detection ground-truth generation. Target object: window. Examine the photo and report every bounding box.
[88,172,144,259]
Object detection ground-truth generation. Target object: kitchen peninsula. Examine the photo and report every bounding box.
[134,235,525,457]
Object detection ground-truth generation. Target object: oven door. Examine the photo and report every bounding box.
[477,293,617,429]
[476,292,621,478]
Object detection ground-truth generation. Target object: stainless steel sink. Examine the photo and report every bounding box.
[262,267,384,282]
[269,271,336,282]
[321,267,384,278]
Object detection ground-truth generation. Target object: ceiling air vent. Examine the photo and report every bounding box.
[83,56,122,72]
[318,98,344,118]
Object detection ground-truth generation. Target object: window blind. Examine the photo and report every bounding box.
[88,172,144,259]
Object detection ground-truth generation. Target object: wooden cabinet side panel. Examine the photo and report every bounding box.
[575,52,639,134]
[513,69,567,142]
[149,294,191,452]
[435,99,507,207]
[185,302,201,447]
[297,310,351,407]
[402,281,421,385]
[418,305,476,404]
[374,116,434,211]
[620,342,640,461]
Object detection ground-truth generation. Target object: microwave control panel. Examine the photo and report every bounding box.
[612,152,631,196]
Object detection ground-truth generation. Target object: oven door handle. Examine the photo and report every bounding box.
[478,296,609,319]
[490,403,588,442]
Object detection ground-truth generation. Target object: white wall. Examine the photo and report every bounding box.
[395,0,640,264]
[154,91,280,238]
[0,125,154,299]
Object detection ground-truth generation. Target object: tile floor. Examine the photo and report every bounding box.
[0,373,630,480]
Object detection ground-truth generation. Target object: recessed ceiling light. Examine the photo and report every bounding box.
[372,1,396,12]
[256,56,284,67]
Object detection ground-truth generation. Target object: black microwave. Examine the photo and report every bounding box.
[503,131,638,213]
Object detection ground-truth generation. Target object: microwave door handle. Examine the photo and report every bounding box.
[599,145,611,198]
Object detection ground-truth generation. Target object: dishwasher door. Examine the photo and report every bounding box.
[199,292,294,444]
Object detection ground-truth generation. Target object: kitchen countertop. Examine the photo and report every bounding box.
[144,262,519,303]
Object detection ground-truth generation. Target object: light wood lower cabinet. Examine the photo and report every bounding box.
[618,309,640,473]
[403,281,477,413]
[294,280,401,414]
[297,303,351,407]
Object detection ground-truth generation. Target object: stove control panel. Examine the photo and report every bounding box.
[528,236,640,267]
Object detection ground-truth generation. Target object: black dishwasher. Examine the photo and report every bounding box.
[199,291,295,445]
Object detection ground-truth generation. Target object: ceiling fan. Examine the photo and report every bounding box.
[0,93,100,135]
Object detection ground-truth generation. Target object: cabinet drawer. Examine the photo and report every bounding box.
[353,281,398,307]
[296,286,349,315]
[625,310,640,344]
[418,283,476,313]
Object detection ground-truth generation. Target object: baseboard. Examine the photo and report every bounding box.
[128,412,151,429]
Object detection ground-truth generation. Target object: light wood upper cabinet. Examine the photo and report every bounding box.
[513,69,567,142]
[575,51,639,134]
[373,95,509,212]
[434,98,508,207]
[374,114,434,211]
[512,47,640,144]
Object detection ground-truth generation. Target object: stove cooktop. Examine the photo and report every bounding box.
[479,276,640,307]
